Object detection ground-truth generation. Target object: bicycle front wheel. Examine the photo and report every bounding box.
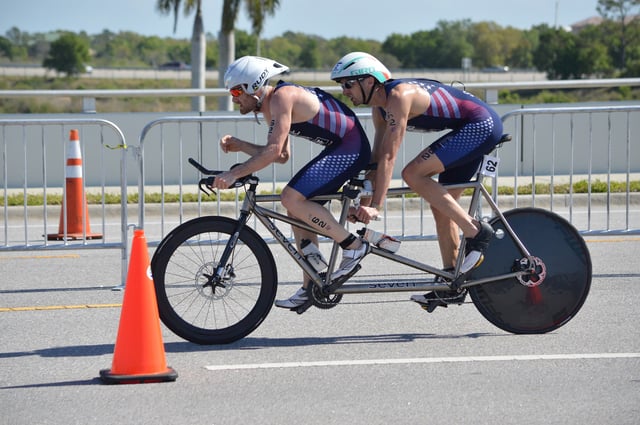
[151,216,277,344]
[468,208,591,334]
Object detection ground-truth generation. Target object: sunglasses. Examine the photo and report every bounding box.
[229,86,244,97]
[339,78,364,90]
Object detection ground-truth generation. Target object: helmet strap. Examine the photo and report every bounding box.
[251,86,269,124]
[360,79,376,105]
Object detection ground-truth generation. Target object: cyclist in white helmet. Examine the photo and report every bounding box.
[212,56,372,309]
[331,52,503,311]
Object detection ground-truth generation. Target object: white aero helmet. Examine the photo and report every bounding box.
[224,56,289,95]
[331,52,391,83]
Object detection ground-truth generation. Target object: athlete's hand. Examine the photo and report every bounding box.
[352,205,380,224]
[220,135,242,153]
[211,170,235,190]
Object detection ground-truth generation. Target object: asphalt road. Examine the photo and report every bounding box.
[1,235,639,425]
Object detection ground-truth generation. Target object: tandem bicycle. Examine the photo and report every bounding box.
[150,135,592,345]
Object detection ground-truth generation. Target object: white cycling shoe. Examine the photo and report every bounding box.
[274,287,307,309]
[330,240,369,281]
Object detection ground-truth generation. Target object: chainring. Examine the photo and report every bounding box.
[306,273,343,309]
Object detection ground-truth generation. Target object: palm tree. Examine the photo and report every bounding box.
[157,0,280,111]
[245,0,280,55]
[156,0,206,112]
[218,0,280,110]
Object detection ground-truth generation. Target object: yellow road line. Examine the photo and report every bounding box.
[1,237,636,312]
[0,303,122,312]
[0,254,81,260]
[584,237,640,243]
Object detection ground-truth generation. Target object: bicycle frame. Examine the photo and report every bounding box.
[223,167,536,297]
[152,149,591,343]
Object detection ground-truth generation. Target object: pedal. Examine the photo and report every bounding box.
[417,290,467,313]
[324,264,361,294]
[422,300,448,313]
[294,298,313,314]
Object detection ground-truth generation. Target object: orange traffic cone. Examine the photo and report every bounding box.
[47,129,102,240]
[100,229,177,384]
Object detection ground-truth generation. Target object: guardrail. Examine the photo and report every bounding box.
[2,78,640,111]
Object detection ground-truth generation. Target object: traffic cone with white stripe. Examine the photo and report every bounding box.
[47,129,102,240]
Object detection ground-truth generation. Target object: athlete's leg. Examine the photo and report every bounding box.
[402,149,479,239]
[288,210,321,288]
[431,187,465,268]
[281,187,356,246]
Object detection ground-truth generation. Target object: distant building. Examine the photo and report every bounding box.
[570,16,603,32]
[570,15,639,33]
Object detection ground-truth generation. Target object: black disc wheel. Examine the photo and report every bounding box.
[151,216,277,344]
[468,208,591,334]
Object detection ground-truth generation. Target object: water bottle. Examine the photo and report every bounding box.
[300,239,328,272]
[357,228,401,253]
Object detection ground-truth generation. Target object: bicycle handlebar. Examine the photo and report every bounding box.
[188,157,220,175]
[188,157,254,196]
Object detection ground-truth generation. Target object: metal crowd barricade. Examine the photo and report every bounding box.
[137,114,310,243]
[0,118,131,286]
[136,113,441,244]
[499,105,640,235]
[137,106,640,246]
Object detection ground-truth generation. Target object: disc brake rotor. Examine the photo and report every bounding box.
[196,262,233,300]
[516,256,547,287]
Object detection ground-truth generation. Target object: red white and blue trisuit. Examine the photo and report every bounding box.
[275,81,371,199]
[380,79,503,183]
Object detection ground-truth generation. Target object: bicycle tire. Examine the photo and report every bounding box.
[151,216,277,344]
[468,208,591,334]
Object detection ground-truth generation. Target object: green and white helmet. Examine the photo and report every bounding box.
[224,56,290,95]
[331,52,391,83]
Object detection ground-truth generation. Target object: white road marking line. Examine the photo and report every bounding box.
[204,352,640,371]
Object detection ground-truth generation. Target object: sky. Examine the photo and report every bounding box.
[2,0,601,41]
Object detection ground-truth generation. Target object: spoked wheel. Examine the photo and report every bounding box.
[151,216,277,344]
[468,208,591,334]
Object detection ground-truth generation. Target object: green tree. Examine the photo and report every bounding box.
[532,25,608,79]
[470,22,506,68]
[42,32,90,77]
[158,0,281,111]
[218,0,280,111]
[508,28,538,69]
[244,0,279,56]
[383,21,473,69]
[298,38,320,68]
[597,0,640,69]
[382,33,412,67]
[0,36,12,60]
[429,20,474,68]
[533,25,570,79]
[576,25,614,76]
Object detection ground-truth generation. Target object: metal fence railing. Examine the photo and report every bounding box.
[0,118,131,285]
[137,105,640,243]
[499,105,640,235]
[2,104,639,287]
